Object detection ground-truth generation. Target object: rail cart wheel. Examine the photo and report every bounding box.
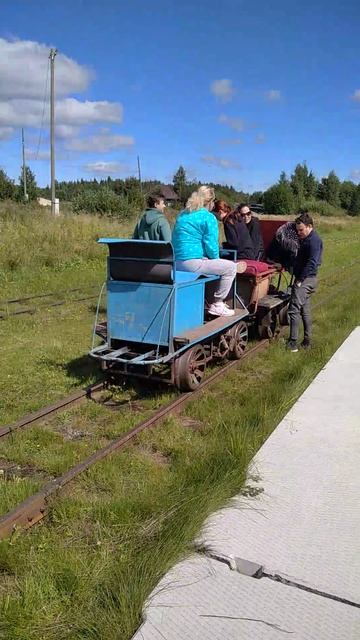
[174,345,207,391]
[258,310,277,339]
[229,321,248,359]
[278,303,289,326]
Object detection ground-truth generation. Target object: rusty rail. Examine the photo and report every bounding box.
[0,339,271,539]
[0,381,104,439]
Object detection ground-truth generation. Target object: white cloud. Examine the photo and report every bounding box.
[83,161,130,175]
[201,155,241,170]
[218,138,243,145]
[25,148,51,161]
[0,126,13,140]
[210,79,235,103]
[255,134,266,144]
[56,98,122,125]
[0,37,91,100]
[66,132,134,152]
[55,124,80,139]
[218,114,245,131]
[264,89,281,102]
[351,90,360,102]
[0,37,125,143]
[350,169,360,182]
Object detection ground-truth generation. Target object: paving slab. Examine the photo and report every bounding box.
[198,327,360,603]
[133,555,360,640]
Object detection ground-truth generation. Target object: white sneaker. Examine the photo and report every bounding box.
[208,301,235,317]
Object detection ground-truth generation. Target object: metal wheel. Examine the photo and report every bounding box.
[278,303,289,326]
[174,345,207,391]
[229,321,248,359]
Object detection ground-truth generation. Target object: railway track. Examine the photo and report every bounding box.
[0,284,101,320]
[0,338,271,539]
[0,267,359,541]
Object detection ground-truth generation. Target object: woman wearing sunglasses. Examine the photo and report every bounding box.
[237,204,264,260]
[214,200,255,260]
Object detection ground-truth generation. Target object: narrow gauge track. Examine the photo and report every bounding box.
[0,381,104,440]
[0,267,359,540]
[0,285,101,320]
[0,338,271,539]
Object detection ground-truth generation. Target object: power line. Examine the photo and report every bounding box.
[35,58,50,161]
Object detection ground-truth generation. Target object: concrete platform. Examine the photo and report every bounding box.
[132,327,360,639]
[133,556,360,640]
[199,326,360,603]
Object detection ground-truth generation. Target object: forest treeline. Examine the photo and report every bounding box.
[1,163,360,217]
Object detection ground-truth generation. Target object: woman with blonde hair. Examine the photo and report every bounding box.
[172,186,236,317]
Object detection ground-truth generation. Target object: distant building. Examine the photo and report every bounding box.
[37,197,51,207]
[159,185,179,206]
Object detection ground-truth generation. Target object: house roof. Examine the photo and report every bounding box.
[160,184,179,200]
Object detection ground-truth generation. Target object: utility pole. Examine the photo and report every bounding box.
[49,48,58,215]
[21,128,28,202]
[137,155,142,193]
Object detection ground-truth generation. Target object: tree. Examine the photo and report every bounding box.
[279,171,290,185]
[263,182,294,215]
[318,170,340,207]
[306,170,318,198]
[249,190,264,204]
[19,166,38,201]
[339,181,356,210]
[348,185,360,216]
[0,169,15,200]
[291,163,308,204]
[290,163,318,203]
[173,165,187,205]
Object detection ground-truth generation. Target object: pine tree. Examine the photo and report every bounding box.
[19,166,38,201]
[173,166,187,205]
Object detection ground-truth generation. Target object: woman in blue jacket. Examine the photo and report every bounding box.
[172,186,237,317]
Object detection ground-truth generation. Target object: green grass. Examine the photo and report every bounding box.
[0,213,359,639]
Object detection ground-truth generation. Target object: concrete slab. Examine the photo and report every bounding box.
[199,327,360,603]
[133,555,360,640]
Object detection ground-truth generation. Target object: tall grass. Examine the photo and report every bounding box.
[0,201,133,273]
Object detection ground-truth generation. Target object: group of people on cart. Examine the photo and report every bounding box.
[132,185,323,351]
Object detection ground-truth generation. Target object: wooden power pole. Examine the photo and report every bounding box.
[137,155,143,193]
[21,128,28,202]
[49,48,58,215]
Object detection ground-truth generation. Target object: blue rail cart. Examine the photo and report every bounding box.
[90,239,249,390]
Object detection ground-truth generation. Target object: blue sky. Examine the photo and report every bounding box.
[0,0,359,191]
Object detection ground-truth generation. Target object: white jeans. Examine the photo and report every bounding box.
[176,258,236,301]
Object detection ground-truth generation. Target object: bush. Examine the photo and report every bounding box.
[72,188,142,218]
[263,183,294,214]
[301,199,346,217]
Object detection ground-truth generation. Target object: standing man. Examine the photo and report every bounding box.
[132,192,171,242]
[287,211,323,352]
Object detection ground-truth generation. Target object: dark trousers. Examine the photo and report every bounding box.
[288,277,317,342]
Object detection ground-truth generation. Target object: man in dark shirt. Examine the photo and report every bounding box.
[287,211,323,352]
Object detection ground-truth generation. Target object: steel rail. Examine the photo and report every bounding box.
[0,338,271,539]
[0,294,99,320]
[0,381,104,440]
[0,285,98,306]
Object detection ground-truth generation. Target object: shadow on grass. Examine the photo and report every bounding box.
[40,354,169,405]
